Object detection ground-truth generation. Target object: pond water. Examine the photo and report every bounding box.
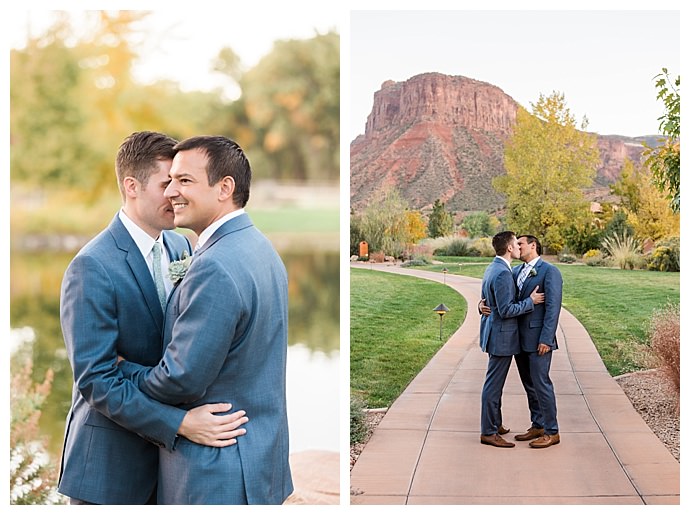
[10,248,340,459]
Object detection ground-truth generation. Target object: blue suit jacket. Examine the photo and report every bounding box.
[479,257,535,356]
[120,213,293,505]
[58,214,192,504]
[513,258,563,351]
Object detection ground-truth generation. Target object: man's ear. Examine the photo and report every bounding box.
[122,176,140,199]
[218,176,236,202]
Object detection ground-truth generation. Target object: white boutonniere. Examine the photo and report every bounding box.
[528,267,538,278]
[168,251,192,284]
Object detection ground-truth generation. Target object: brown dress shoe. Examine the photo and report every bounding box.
[514,426,545,441]
[498,425,510,435]
[480,434,515,448]
[529,433,560,448]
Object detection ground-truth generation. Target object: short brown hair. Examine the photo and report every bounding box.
[115,131,178,198]
[492,231,516,256]
[517,234,542,255]
[173,135,251,208]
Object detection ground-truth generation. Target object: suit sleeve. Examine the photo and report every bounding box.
[61,254,186,448]
[494,268,534,319]
[122,257,241,405]
[539,265,563,347]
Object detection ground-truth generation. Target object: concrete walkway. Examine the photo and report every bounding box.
[350,263,679,505]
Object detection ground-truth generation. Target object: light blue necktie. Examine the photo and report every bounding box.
[517,263,530,292]
[152,241,167,310]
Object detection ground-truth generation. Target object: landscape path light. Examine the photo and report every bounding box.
[433,303,450,341]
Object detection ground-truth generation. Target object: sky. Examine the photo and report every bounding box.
[6,5,681,141]
[6,4,341,99]
[349,8,681,140]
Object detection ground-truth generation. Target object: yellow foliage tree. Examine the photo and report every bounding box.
[405,211,427,244]
[611,159,679,242]
[494,92,600,252]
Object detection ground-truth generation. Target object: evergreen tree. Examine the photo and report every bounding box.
[427,199,454,238]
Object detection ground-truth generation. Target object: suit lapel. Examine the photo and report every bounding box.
[108,216,164,331]
[162,231,190,262]
[519,259,543,299]
[194,213,254,259]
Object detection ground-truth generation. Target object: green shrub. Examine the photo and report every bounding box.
[647,237,680,272]
[583,249,607,267]
[602,210,634,241]
[350,393,368,445]
[434,237,475,256]
[471,237,495,257]
[558,252,577,263]
[564,223,603,255]
[401,259,430,267]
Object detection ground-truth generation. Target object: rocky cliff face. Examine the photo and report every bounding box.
[595,135,646,185]
[365,74,517,136]
[350,72,650,212]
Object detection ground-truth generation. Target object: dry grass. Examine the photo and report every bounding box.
[648,304,680,400]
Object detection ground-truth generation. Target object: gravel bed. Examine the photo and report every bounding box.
[615,368,679,462]
[350,369,679,470]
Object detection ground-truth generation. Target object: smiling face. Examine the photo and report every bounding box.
[165,148,227,235]
[122,159,175,237]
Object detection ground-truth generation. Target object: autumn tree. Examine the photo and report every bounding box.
[405,211,428,244]
[611,159,680,242]
[9,11,210,198]
[227,31,340,182]
[11,11,340,200]
[610,160,642,213]
[10,15,99,190]
[427,199,454,238]
[494,92,600,252]
[644,69,680,213]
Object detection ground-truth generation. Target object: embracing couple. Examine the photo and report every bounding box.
[57,132,293,504]
[478,231,563,449]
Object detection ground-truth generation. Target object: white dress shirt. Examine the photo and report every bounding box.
[118,209,173,296]
[497,256,512,269]
[194,208,245,252]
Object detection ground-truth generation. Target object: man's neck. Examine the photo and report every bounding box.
[120,207,162,240]
[194,207,245,248]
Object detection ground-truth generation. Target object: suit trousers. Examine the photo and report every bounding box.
[527,350,558,434]
[480,354,512,435]
[70,487,157,505]
[514,351,543,429]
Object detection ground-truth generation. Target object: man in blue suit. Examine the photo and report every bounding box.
[479,231,544,448]
[119,136,293,504]
[59,132,248,504]
[511,235,563,448]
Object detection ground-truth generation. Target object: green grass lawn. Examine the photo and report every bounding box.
[415,258,680,376]
[12,187,338,238]
[248,207,339,233]
[350,268,467,408]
